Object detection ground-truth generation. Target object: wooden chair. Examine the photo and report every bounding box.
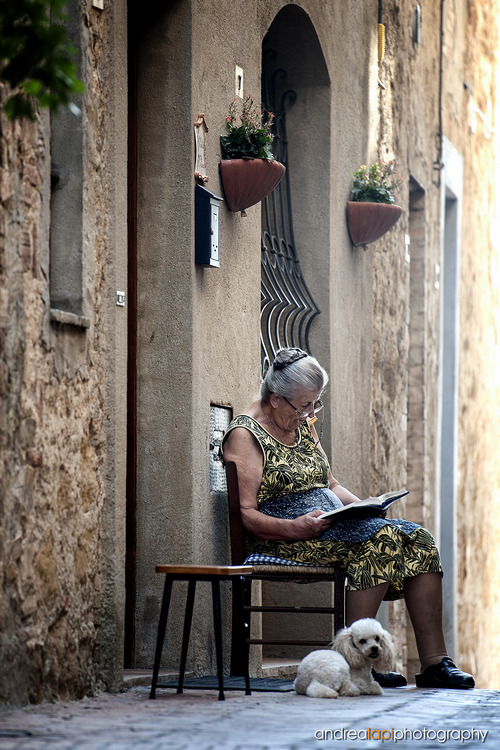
[225,460,346,676]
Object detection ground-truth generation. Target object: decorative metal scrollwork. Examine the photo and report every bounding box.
[261,59,320,377]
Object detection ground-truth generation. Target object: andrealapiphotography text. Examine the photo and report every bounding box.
[314,727,489,743]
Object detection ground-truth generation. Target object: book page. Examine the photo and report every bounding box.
[318,489,409,519]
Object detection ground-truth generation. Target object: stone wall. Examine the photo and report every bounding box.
[369,0,500,687]
[0,1,128,705]
[367,0,443,674]
[447,0,500,688]
[0,91,102,704]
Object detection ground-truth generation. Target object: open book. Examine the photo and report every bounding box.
[318,489,410,520]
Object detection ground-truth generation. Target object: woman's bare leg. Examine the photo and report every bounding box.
[403,572,447,670]
[346,582,390,625]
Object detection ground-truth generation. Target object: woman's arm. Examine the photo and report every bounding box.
[222,426,332,540]
[329,483,360,506]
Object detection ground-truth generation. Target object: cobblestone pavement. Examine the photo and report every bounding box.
[1,685,500,750]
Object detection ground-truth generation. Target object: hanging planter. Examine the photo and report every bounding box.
[347,160,403,247]
[220,158,286,213]
[346,201,402,247]
[219,95,285,214]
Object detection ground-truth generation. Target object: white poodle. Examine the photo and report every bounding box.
[294,618,395,698]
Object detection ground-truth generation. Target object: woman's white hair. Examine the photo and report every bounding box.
[261,347,329,402]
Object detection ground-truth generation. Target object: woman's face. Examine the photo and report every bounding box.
[278,388,322,429]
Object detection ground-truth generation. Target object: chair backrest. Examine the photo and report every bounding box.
[225,460,246,565]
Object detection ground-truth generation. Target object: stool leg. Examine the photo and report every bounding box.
[211,579,225,701]
[150,576,173,699]
[177,579,196,694]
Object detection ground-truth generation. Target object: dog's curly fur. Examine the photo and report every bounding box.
[293,618,395,698]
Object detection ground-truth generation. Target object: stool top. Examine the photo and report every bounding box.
[155,564,253,576]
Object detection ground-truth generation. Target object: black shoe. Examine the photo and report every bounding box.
[371,669,407,687]
[415,657,475,689]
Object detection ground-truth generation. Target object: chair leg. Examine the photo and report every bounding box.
[177,579,196,694]
[150,576,173,699]
[230,576,253,687]
[211,579,225,701]
[334,569,346,634]
[230,575,246,677]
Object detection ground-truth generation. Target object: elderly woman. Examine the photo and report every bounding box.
[222,347,474,689]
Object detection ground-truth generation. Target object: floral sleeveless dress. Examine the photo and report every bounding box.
[222,415,442,600]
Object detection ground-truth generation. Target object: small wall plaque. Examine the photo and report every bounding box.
[209,405,232,492]
[194,113,209,183]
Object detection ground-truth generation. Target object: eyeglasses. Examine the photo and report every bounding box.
[281,396,324,418]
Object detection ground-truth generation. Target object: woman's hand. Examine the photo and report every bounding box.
[291,509,331,539]
[240,506,331,541]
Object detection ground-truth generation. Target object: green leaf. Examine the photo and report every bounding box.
[0,0,85,120]
[4,93,37,121]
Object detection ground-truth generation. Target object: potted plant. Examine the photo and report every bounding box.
[219,96,285,214]
[346,161,403,247]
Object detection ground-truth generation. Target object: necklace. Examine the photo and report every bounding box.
[262,406,300,448]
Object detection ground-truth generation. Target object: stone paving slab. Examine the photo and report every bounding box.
[0,685,499,750]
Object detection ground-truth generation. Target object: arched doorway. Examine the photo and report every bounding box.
[259,5,333,661]
[261,4,331,374]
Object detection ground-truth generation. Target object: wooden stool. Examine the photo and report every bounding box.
[149,564,253,701]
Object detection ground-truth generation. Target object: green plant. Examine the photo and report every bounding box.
[0,0,84,121]
[220,95,275,160]
[350,161,403,204]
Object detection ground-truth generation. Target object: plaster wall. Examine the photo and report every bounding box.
[133,0,382,671]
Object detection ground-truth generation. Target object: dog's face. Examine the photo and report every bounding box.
[332,618,395,672]
[350,631,384,661]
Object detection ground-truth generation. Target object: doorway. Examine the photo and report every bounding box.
[438,138,464,658]
[259,4,333,659]
[124,0,139,668]
[260,5,330,374]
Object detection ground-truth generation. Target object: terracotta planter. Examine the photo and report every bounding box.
[219,158,286,213]
[346,201,403,247]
